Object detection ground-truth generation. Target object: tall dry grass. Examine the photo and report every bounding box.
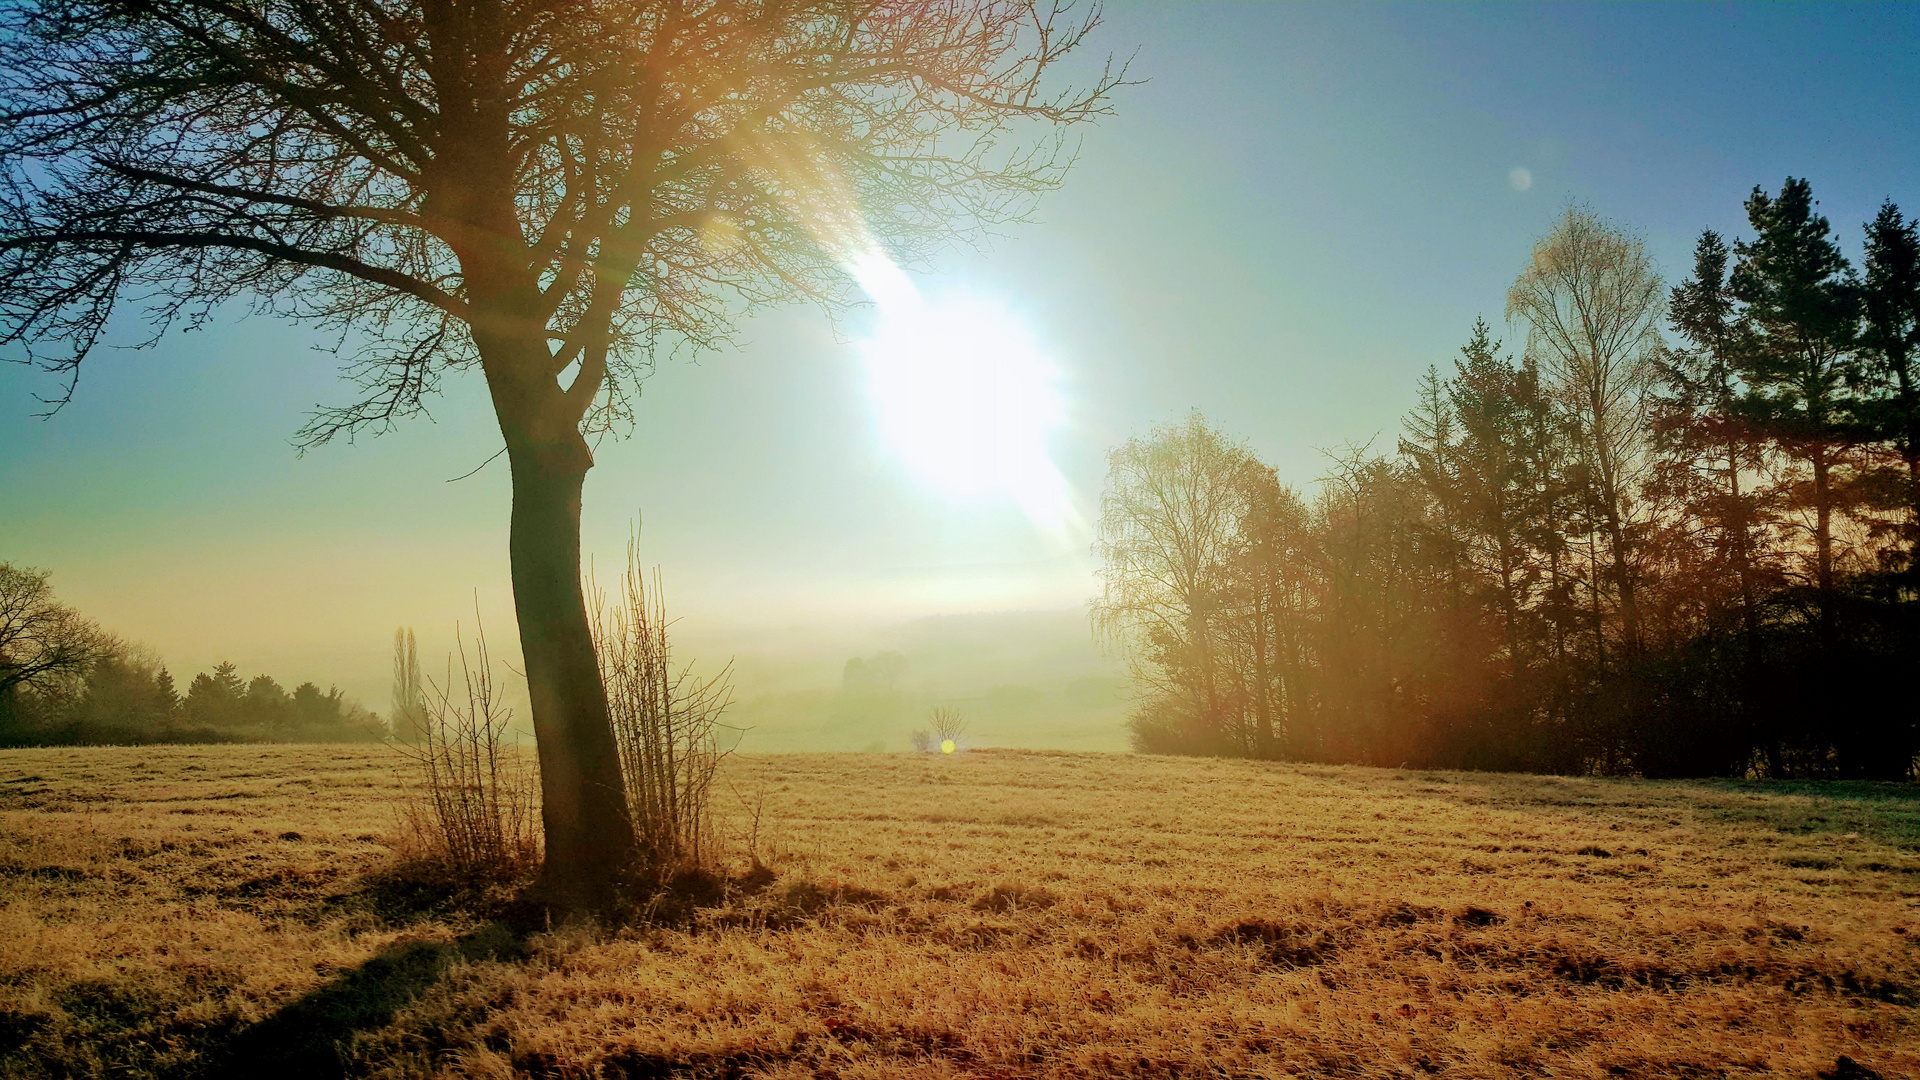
[594,534,734,879]
[391,623,539,882]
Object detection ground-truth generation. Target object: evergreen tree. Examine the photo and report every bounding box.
[184,662,246,728]
[237,674,289,738]
[1446,320,1548,678]
[291,682,345,731]
[1663,230,1773,640]
[1728,178,1862,608]
[154,667,179,716]
[1649,229,1784,774]
[1860,201,1920,565]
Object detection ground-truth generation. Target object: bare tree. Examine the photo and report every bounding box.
[1507,207,1664,655]
[391,626,425,744]
[1218,463,1314,757]
[928,705,966,750]
[1,3,1123,908]
[0,563,116,707]
[1092,412,1265,750]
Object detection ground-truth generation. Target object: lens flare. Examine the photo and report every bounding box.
[848,253,1077,533]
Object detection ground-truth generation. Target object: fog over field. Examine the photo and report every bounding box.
[703,609,1130,754]
[249,607,1130,755]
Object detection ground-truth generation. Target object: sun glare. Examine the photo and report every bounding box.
[849,253,1077,533]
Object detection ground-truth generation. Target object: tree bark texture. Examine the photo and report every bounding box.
[505,431,637,909]
[478,316,636,908]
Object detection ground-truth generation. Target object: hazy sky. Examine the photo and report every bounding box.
[5,3,1919,709]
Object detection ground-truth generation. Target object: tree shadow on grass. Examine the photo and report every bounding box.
[192,868,749,1078]
[201,919,528,1080]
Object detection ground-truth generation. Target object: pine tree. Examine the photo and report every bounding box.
[1728,178,1862,609]
[1445,319,1547,677]
[1664,230,1771,639]
[154,667,179,716]
[1860,201,1920,566]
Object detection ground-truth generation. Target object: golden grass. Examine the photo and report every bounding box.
[1,744,1917,1078]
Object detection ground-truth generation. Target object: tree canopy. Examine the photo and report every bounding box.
[0,1,1123,436]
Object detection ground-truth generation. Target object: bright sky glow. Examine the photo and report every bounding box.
[848,252,1077,533]
[8,5,1918,712]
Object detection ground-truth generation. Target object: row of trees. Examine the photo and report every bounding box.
[1095,183,1919,780]
[0,562,383,745]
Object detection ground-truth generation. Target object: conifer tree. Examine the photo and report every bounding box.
[1860,202,1920,564]
[1445,319,1548,675]
[1664,230,1770,638]
[1728,178,1862,608]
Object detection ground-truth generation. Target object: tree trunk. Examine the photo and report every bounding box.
[1495,522,1522,675]
[1588,533,1605,670]
[1813,445,1834,601]
[506,431,638,910]
[1726,442,1769,776]
[414,6,638,907]
[1589,382,1642,656]
[1895,356,1920,560]
[1250,594,1276,758]
[1606,514,1640,649]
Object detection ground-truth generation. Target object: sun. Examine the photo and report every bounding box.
[849,254,1076,532]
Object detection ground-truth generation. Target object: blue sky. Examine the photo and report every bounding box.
[4,2,1917,710]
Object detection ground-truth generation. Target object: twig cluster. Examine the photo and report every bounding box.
[594,533,735,878]
[913,705,967,752]
[392,623,539,882]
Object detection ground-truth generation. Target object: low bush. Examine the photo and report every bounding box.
[391,624,540,885]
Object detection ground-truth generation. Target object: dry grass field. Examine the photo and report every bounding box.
[1,745,1917,1079]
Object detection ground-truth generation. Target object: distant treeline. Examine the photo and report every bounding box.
[1,653,385,747]
[0,564,384,746]
[1096,182,1920,780]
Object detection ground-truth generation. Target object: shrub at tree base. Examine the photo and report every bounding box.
[391,626,540,887]
[594,535,734,887]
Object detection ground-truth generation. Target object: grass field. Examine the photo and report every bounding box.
[1,745,1917,1079]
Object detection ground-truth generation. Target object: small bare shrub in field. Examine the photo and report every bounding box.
[909,728,933,753]
[930,705,967,751]
[391,625,539,883]
[594,536,734,881]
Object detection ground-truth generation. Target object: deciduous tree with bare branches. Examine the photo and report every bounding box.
[0,2,1123,907]
[0,563,117,714]
[1507,207,1665,659]
[1092,412,1266,753]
